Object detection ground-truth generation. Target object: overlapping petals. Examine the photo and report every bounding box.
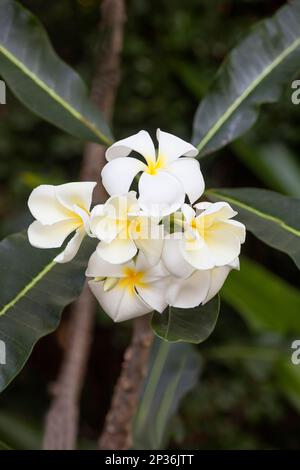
[165,259,239,309]
[27,129,246,323]
[86,251,169,322]
[28,182,96,263]
[102,129,205,216]
[90,191,164,265]
[170,201,246,270]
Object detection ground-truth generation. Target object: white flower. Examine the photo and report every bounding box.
[163,202,246,272]
[101,129,205,216]
[165,258,239,309]
[27,182,96,263]
[90,191,164,265]
[86,251,170,322]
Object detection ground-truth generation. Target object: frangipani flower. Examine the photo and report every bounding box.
[166,258,239,309]
[28,182,96,263]
[163,202,245,271]
[86,251,169,322]
[101,129,205,216]
[90,191,164,265]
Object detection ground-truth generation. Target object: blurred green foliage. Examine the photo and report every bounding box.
[0,0,300,449]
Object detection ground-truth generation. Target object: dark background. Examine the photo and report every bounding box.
[1,0,300,449]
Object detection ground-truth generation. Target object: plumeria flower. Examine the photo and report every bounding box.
[90,191,164,265]
[86,251,170,322]
[166,258,239,309]
[101,129,205,216]
[28,182,96,263]
[162,201,246,271]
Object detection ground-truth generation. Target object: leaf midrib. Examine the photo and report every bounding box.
[0,44,112,146]
[197,36,300,153]
[0,260,56,317]
[207,190,300,237]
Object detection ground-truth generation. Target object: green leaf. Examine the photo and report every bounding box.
[276,359,300,412]
[0,232,95,393]
[205,341,300,414]
[151,296,220,343]
[232,139,300,198]
[0,410,41,450]
[0,439,12,450]
[207,188,300,269]
[222,257,300,335]
[193,0,300,156]
[133,338,201,449]
[0,0,112,145]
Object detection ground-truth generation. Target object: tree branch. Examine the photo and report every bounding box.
[98,315,154,450]
[43,0,126,450]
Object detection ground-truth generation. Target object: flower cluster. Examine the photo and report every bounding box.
[27,130,245,322]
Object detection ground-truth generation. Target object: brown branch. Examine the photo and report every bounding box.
[42,0,126,450]
[98,315,154,450]
[42,283,95,450]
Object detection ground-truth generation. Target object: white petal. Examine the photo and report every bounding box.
[194,201,213,213]
[166,270,210,308]
[181,203,196,223]
[105,192,139,219]
[73,205,92,236]
[135,251,169,279]
[28,219,79,249]
[162,235,195,278]
[55,182,96,212]
[143,260,170,282]
[106,130,156,163]
[86,249,133,278]
[198,201,237,221]
[90,204,105,219]
[205,222,242,266]
[28,185,70,225]
[137,279,169,314]
[97,238,137,264]
[88,280,152,322]
[101,157,146,196]
[90,206,119,243]
[131,218,164,266]
[138,171,185,216]
[224,219,246,243]
[157,129,198,164]
[182,238,215,270]
[168,158,204,204]
[228,257,240,270]
[134,237,164,267]
[203,265,231,304]
[54,228,85,263]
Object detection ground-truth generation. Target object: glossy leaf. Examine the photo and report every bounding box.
[133,338,201,449]
[232,139,300,198]
[0,0,112,145]
[207,188,300,269]
[222,257,300,335]
[151,296,220,343]
[0,232,95,393]
[193,0,300,156]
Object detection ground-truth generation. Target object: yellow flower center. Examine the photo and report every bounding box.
[145,154,166,175]
[118,267,147,295]
[189,216,213,241]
